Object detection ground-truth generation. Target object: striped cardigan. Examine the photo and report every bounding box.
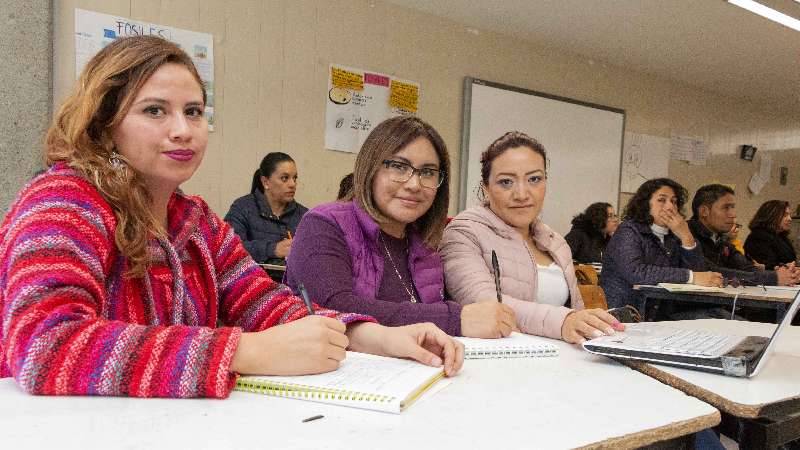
[0,164,371,398]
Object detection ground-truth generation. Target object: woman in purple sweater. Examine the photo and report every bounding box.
[286,116,516,338]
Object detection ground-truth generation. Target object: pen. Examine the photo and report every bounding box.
[491,250,502,303]
[297,283,314,315]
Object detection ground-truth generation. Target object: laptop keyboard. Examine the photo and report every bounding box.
[598,326,744,358]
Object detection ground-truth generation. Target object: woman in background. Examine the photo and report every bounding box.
[0,36,462,398]
[440,132,622,344]
[600,178,722,312]
[287,116,515,338]
[745,200,797,270]
[225,152,307,264]
[565,202,619,263]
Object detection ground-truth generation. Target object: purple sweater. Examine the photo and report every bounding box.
[286,201,463,335]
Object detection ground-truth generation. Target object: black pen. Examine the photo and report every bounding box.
[297,283,314,315]
[491,250,502,303]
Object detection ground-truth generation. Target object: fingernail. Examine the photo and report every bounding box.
[605,328,615,336]
[431,357,442,367]
[591,330,604,338]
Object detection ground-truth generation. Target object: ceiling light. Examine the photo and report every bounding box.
[728,0,800,32]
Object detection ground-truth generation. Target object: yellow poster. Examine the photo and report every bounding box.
[331,67,364,91]
[389,80,419,113]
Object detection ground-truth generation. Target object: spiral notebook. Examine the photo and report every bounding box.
[235,351,445,413]
[457,332,559,359]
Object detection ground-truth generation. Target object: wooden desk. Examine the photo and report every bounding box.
[1,336,718,449]
[635,285,796,322]
[621,319,800,449]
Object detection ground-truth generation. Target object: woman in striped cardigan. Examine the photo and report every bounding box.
[0,36,462,398]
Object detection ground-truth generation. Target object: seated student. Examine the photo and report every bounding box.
[286,116,515,338]
[224,152,307,264]
[439,132,622,343]
[745,200,798,270]
[600,178,722,312]
[337,172,354,200]
[564,202,619,263]
[688,184,799,286]
[0,36,462,398]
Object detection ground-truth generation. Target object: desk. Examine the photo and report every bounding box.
[622,319,800,449]
[635,285,796,322]
[1,337,718,449]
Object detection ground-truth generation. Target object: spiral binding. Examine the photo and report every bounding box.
[235,379,396,404]
[466,345,558,359]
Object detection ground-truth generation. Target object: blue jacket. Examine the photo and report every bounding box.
[223,191,307,263]
[600,220,707,311]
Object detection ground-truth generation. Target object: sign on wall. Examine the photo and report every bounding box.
[325,64,420,153]
[74,9,216,131]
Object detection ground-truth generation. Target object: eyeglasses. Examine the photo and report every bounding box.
[381,159,445,189]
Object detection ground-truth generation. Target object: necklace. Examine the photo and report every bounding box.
[379,232,418,303]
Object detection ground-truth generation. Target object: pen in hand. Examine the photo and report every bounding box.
[491,250,502,303]
[297,283,314,315]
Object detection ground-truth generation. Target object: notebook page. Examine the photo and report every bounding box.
[457,332,559,359]
[237,352,444,413]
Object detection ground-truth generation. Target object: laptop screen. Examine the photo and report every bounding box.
[750,289,800,377]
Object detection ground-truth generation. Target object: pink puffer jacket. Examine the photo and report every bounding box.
[440,206,583,339]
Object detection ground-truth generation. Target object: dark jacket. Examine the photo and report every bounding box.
[600,220,707,311]
[687,218,777,286]
[224,191,307,263]
[744,227,797,270]
[564,225,608,263]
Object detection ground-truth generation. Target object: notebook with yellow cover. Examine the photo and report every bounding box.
[457,332,559,359]
[235,351,445,413]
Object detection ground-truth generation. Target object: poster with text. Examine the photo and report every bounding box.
[325,64,419,153]
[74,9,215,131]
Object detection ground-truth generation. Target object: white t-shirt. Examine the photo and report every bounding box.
[535,263,569,306]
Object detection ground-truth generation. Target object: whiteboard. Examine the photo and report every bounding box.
[459,78,625,235]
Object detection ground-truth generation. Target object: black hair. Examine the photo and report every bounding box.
[623,178,688,225]
[251,152,294,193]
[571,202,612,237]
[691,184,735,218]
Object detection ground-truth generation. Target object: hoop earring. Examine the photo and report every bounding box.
[109,151,125,169]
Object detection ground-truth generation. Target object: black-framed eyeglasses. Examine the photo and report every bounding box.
[381,159,445,189]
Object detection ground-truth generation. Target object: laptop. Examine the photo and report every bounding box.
[583,290,800,377]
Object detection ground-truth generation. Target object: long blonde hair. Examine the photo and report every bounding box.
[45,35,206,277]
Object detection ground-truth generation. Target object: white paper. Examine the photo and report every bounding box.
[236,352,443,413]
[621,133,670,193]
[74,9,215,131]
[457,332,559,359]
[670,134,706,165]
[325,64,419,153]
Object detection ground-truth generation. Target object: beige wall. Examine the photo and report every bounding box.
[54,0,800,224]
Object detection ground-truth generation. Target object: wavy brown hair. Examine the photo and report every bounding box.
[348,116,450,248]
[45,35,206,277]
[749,200,790,235]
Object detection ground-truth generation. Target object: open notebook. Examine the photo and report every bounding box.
[235,351,444,413]
[457,332,559,359]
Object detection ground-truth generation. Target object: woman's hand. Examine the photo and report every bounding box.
[345,322,464,376]
[231,315,348,376]
[561,309,625,344]
[274,238,293,258]
[692,271,723,287]
[460,302,516,338]
[657,209,694,247]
